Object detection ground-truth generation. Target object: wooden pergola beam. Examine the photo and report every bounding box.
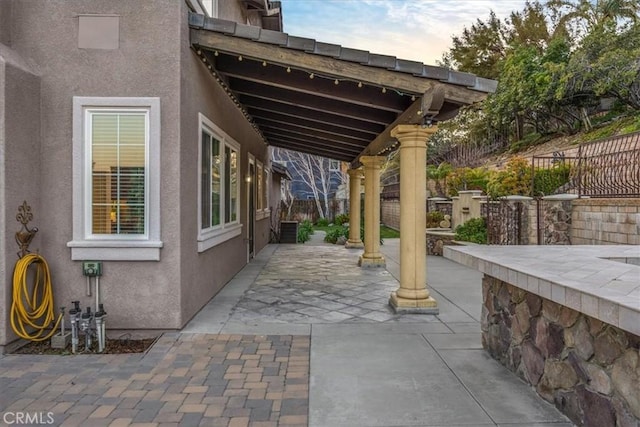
[191,29,487,105]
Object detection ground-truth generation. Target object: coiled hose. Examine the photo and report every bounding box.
[10,253,62,341]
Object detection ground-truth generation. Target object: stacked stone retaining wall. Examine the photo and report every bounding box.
[482,275,640,427]
[571,199,640,245]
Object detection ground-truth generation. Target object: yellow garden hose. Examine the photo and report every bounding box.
[10,253,62,341]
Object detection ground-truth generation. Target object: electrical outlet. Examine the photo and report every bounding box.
[82,261,102,277]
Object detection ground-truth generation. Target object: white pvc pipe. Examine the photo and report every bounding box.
[86,276,91,296]
[95,276,100,313]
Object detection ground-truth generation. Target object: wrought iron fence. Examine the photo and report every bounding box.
[531,153,578,197]
[531,131,640,198]
[575,132,640,198]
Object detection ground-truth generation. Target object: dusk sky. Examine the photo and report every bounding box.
[278,0,529,65]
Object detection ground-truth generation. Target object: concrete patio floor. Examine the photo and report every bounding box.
[0,234,574,427]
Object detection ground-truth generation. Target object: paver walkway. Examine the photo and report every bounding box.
[0,236,575,427]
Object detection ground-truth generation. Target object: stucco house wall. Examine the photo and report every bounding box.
[0,44,42,348]
[177,0,270,324]
[0,0,273,349]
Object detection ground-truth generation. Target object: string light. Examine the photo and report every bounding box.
[194,50,423,146]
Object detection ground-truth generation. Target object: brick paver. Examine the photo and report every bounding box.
[0,334,310,427]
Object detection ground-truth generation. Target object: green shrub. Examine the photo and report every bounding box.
[447,167,490,196]
[316,217,329,227]
[533,163,572,196]
[455,218,487,244]
[297,219,314,243]
[324,226,349,244]
[486,157,532,198]
[426,211,445,228]
[334,213,349,226]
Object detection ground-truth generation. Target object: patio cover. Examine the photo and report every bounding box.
[189,13,496,165]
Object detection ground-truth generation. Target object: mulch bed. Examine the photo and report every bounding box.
[12,336,157,355]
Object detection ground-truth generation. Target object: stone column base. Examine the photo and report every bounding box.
[389,292,439,314]
[345,240,364,249]
[358,255,385,268]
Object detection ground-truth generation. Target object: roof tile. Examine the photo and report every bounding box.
[204,16,236,34]
[287,36,316,52]
[445,71,477,87]
[422,65,449,80]
[257,28,289,45]
[338,47,370,64]
[189,12,205,29]
[395,59,424,75]
[313,42,342,58]
[471,77,498,93]
[233,23,261,40]
[368,53,397,69]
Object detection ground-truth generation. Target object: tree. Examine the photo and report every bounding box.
[442,11,506,79]
[561,23,640,110]
[271,147,345,219]
[506,1,554,52]
[547,0,640,38]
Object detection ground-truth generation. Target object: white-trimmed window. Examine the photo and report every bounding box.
[198,113,241,252]
[263,167,270,211]
[256,161,264,211]
[329,159,340,171]
[68,97,162,261]
[256,161,271,219]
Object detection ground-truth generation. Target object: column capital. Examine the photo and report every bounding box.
[391,124,439,148]
[347,168,364,179]
[359,155,386,168]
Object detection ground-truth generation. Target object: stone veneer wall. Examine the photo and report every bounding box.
[571,199,640,245]
[482,275,640,427]
[541,196,574,245]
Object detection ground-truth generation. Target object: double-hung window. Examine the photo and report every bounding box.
[256,161,270,219]
[198,114,241,252]
[68,97,162,261]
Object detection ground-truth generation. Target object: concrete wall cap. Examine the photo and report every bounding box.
[543,194,580,200]
[502,195,533,200]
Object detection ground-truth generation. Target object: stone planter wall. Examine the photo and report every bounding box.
[482,275,640,427]
[426,230,456,256]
